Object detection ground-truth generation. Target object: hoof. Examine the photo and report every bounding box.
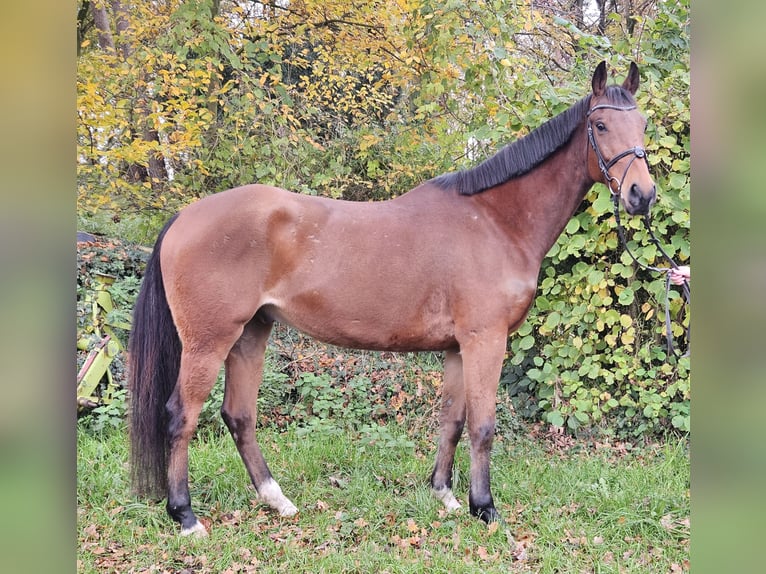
[259,478,298,517]
[431,486,462,512]
[470,503,502,524]
[180,520,208,537]
[278,502,299,517]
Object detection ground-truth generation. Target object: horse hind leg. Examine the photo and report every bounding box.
[430,348,465,512]
[165,349,222,537]
[221,318,298,517]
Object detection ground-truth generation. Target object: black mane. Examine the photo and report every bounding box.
[431,86,635,195]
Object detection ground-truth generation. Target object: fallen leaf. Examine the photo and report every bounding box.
[83,523,99,541]
[476,545,498,561]
[328,475,347,488]
[199,516,212,532]
[406,518,419,533]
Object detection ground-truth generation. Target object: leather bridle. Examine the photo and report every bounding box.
[586,103,648,196]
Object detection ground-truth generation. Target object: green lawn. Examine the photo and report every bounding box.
[77,422,688,573]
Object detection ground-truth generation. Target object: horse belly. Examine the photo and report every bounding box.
[265,287,457,352]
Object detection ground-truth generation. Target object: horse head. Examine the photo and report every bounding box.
[586,61,656,216]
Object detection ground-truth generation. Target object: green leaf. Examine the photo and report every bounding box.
[592,193,613,214]
[545,312,561,329]
[527,368,542,381]
[547,410,565,428]
[668,172,687,190]
[587,269,604,286]
[672,414,690,432]
[517,322,533,336]
[618,288,635,306]
[518,335,535,351]
[659,134,677,148]
[574,410,589,423]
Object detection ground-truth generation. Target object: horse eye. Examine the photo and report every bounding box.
[596,122,606,132]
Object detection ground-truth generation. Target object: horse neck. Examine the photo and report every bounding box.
[476,127,594,263]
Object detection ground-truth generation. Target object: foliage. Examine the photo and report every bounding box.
[76,0,690,439]
[77,0,416,212]
[77,237,150,415]
[194,325,448,439]
[76,238,149,343]
[87,389,129,432]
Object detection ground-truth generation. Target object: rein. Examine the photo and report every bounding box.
[611,196,690,357]
[587,103,690,358]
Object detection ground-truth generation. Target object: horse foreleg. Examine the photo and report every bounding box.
[461,333,506,523]
[222,320,298,518]
[165,350,221,537]
[430,348,465,512]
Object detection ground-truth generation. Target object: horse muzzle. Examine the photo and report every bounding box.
[624,182,656,216]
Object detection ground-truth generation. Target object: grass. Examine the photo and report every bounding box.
[77,422,689,573]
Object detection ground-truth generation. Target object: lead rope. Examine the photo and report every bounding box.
[611,194,690,357]
[642,214,690,357]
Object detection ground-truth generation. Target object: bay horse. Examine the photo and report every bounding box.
[128,61,655,536]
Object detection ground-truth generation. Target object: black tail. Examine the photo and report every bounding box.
[128,214,180,499]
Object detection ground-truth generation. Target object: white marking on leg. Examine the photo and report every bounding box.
[180,520,208,537]
[432,486,462,512]
[259,478,298,516]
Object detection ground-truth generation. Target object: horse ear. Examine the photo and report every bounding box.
[622,62,640,94]
[592,61,607,97]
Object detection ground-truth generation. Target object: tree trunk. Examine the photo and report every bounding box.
[204,0,222,150]
[111,0,131,60]
[110,0,168,188]
[92,2,115,52]
[77,1,93,56]
[596,0,608,35]
[571,0,585,29]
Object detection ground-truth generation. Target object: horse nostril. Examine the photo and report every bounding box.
[632,183,657,204]
[626,183,656,215]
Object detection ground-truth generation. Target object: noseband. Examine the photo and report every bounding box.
[586,103,647,196]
